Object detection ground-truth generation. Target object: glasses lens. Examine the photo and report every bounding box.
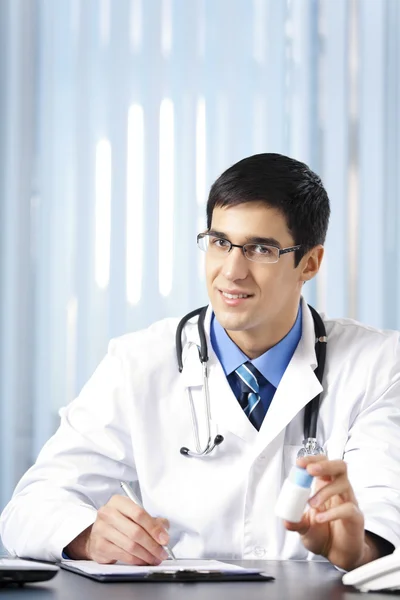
[244,244,279,263]
[197,234,209,252]
[198,234,231,254]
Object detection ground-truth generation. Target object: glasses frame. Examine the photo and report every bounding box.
[197,232,302,264]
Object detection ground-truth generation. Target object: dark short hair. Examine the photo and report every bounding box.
[206,153,330,266]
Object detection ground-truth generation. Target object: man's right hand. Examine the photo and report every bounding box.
[64,495,171,565]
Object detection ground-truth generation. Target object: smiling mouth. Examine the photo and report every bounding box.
[220,291,252,299]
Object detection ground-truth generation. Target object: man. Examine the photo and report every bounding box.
[1,153,399,571]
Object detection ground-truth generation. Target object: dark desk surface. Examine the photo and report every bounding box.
[2,559,387,599]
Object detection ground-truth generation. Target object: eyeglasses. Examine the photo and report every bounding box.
[197,233,301,264]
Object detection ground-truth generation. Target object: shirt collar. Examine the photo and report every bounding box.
[210,303,302,388]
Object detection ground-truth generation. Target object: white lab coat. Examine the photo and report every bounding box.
[1,299,400,562]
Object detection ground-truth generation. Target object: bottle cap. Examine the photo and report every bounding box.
[289,466,313,488]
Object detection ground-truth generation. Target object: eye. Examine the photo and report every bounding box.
[210,237,230,249]
[252,244,273,255]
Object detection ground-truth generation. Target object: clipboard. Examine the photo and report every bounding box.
[60,562,274,583]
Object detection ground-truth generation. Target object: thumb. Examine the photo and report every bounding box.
[156,517,170,530]
[283,511,310,536]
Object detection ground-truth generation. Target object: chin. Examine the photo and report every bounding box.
[213,311,251,332]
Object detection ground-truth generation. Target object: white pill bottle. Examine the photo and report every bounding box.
[275,466,314,523]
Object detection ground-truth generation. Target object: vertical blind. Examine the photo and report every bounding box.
[0,0,399,510]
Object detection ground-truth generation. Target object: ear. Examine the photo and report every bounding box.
[299,245,324,282]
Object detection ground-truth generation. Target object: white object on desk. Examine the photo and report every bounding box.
[342,547,400,592]
[0,558,59,571]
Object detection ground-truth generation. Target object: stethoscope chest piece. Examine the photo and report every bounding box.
[297,438,325,457]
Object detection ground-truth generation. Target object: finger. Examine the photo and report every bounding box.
[309,475,358,508]
[306,459,348,479]
[98,505,167,561]
[156,517,170,530]
[111,496,170,545]
[296,454,326,469]
[313,502,364,525]
[91,539,149,566]
[103,527,167,565]
[283,513,311,536]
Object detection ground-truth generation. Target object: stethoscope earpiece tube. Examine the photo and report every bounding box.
[304,305,327,441]
[176,306,207,371]
[197,307,209,363]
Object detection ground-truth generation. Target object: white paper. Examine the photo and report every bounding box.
[61,559,261,576]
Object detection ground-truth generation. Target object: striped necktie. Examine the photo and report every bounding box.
[235,362,266,431]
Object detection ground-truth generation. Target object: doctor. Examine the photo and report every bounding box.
[1,153,400,571]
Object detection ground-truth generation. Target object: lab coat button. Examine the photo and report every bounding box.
[254,546,266,557]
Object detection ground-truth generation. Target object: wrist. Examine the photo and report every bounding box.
[64,525,93,560]
[350,535,381,571]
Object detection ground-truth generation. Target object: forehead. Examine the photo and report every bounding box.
[210,203,293,241]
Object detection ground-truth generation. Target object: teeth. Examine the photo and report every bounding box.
[222,292,249,299]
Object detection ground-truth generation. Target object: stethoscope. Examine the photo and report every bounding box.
[176,304,327,458]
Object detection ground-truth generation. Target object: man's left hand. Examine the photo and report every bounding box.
[284,455,379,571]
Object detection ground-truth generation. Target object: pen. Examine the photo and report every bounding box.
[120,481,176,560]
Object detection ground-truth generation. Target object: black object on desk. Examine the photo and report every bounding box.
[0,558,59,587]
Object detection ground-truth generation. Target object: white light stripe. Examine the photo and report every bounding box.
[197,215,206,281]
[348,0,359,320]
[253,95,266,153]
[129,0,142,51]
[159,98,174,297]
[66,296,78,404]
[100,0,110,45]
[71,0,80,34]
[196,97,206,206]
[253,0,267,63]
[161,0,172,57]
[197,1,206,58]
[95,139,112,289]
[126,104,144,305]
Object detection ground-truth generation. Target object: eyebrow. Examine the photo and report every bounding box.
[208,229,283,249]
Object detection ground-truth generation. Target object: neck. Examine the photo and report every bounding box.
[226,303,301,359]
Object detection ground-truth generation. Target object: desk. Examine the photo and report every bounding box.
[2,560,388,599]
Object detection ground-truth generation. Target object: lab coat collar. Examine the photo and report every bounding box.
[180,299,322,451]
[251,297,322,456]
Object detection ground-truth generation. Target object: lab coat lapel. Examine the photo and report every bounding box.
[208,359,258,443]
[181,306,257,444]
[251,300,323,457]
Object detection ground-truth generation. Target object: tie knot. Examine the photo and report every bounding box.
[235,361,260,395]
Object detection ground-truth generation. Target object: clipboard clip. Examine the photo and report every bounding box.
[144,569,273,582]
[145,569,224,581]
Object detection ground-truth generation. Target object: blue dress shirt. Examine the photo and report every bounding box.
[210,304,302,417]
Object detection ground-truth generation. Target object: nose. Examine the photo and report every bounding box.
[222,247,249,281]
